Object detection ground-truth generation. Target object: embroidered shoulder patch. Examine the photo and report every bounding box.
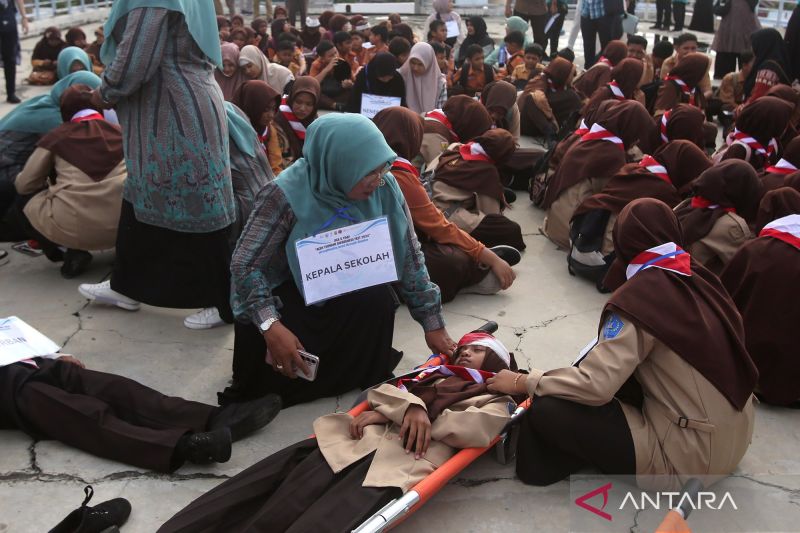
[603,314,624,339]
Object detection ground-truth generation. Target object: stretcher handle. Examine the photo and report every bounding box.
[677,478,704,520]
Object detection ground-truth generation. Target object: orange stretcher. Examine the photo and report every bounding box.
[348,321,531,533]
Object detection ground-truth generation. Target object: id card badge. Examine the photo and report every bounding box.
[445,19,460,38]
[295,216,398,305]
[360,94,402,119]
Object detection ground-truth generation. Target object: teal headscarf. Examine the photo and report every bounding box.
[224,102,257,158]
[57,46,92,79]
[506,16,529,35]
[0,71,102,134]
[276,113,408,293]
[101,0,222,67]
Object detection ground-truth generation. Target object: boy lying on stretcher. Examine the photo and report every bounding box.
[158,332,521,533]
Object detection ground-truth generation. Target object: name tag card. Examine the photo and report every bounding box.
[0,316,61,367]
[445,19,460,38]
[360,94,402,119]
[296,217,398,305]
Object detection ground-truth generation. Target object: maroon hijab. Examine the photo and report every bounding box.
[425,95,494,143]
[37,84,123,182]
[647,104,706,153]
[575,140,712,218]
[603,198,757,411]
[581,58,644,117]
[721,187,800,405]
[761,136,800,192]
[675,160,761,245]
[373,106,424,161]
[543,100,653,209]
[232,80,281,131]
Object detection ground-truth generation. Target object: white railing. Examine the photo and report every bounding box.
[24,0,113,20]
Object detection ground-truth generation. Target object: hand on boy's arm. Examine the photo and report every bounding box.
[400,405,431,459]
[349,410,389,439]
[487,369,528,395]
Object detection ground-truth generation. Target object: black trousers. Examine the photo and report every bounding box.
[714,52,742,80]
[581,15,617,68]
[672,2,686,29]
[14,193,82,261]
[0,28,17,97]
[545,12,566,57]
[514,9,550,47]
[286,0,307,27]
[14,359,214,472]
[516,396,636,485]
[655,0,673,26]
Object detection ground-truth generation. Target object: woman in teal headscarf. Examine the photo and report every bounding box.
[223,113,455,407]
[79,0,238,332]
[485,16,532,67]
[56,46,92,79]
[0,71,101,230]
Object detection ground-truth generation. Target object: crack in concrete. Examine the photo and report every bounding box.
[0,468,231,485]
[451,476,514,488]
[629,507,643,532]
[60,302,90,352]
[729,474,800,497]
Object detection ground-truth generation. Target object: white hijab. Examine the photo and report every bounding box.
[239,45,295,95]
[398,42,444,114]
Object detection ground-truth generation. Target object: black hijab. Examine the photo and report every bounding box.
[458,16,493,63]
[744,29,791,97]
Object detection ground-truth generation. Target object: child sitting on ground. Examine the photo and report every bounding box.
[500,31,525,78]
[158,332,519,533]
[510,43,544,90]
[450,44,495,97]
[274,37,305,77]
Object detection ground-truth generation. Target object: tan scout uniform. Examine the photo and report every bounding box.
[543,176,611,249]
[421,131,451,167]
[314,383,513,493]
[15,147,126,251]
[525,311,755,489]
[687,214,751,274]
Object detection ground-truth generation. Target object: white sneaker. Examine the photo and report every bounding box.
[78,280,140,311]
[460,271,503,296]
[184,307,226,330]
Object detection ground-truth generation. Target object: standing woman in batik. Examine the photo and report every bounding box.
[79,0,238,332]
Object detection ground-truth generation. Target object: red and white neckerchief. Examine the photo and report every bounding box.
[459,141,493,163]
[690,196,736,213]
[764,158,797,175]
[596,56,612,67]
[424,109,459,141]
[607,80,625,100]
[659,110,671,143]
[626,242,692,280]
[279,96,307,140]
[574,119,590,136]
[580,123,625,150]
[639,154,671,184]
[396,364,495,392]
[258,126,270,151]
[70,109,104,123]
[727,128,777,158]
[391,156,420,179]
[665,76,697,106]
[759,214,800,250]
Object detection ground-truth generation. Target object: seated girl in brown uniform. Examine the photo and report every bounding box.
[488,198,757,490]
[158,332,519,533]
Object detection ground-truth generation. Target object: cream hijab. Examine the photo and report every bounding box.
[398,42,444,114]
[239,44,295,95]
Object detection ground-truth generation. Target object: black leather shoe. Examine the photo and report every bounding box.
[208,394,282,442]
[49,485,131,533]
[503,187,517,204]
[61,250,93,279]
[176,428,232,465]
[490,245,522,266]
[6,95,21,104]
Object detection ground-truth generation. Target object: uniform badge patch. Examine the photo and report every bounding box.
[603,314,624,339]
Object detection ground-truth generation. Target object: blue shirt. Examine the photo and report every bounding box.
[582,0,606,20]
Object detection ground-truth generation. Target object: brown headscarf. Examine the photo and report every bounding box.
[733,95,794,148]
[603,198,757,411]
[761,136,800,192]
[653,54,709,112]
[753,186,800,231]
[273,76,321,158]
[721,187,800,406]
[674,160,761,246]
[373,106,424,160]
[765,83,800,139]
[581,58,645,117]
[481,80,517,129]
[548,100,617,172]
[215,42,245,101]
[574,140,712,218]
[232,80,281,131]
[37,84,123,182]
[65,27,86,48]
[32,27,66,61]
[544,101,652,209]
[650,104,706,152]
[427,95,493,143]
[784,170,800,193]
[434,129,515,205]
[600,40,628,65]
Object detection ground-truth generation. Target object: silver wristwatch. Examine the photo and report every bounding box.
[258,317,278,334]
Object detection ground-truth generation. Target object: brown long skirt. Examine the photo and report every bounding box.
[158,438,401,533]
[422,242,488,303]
